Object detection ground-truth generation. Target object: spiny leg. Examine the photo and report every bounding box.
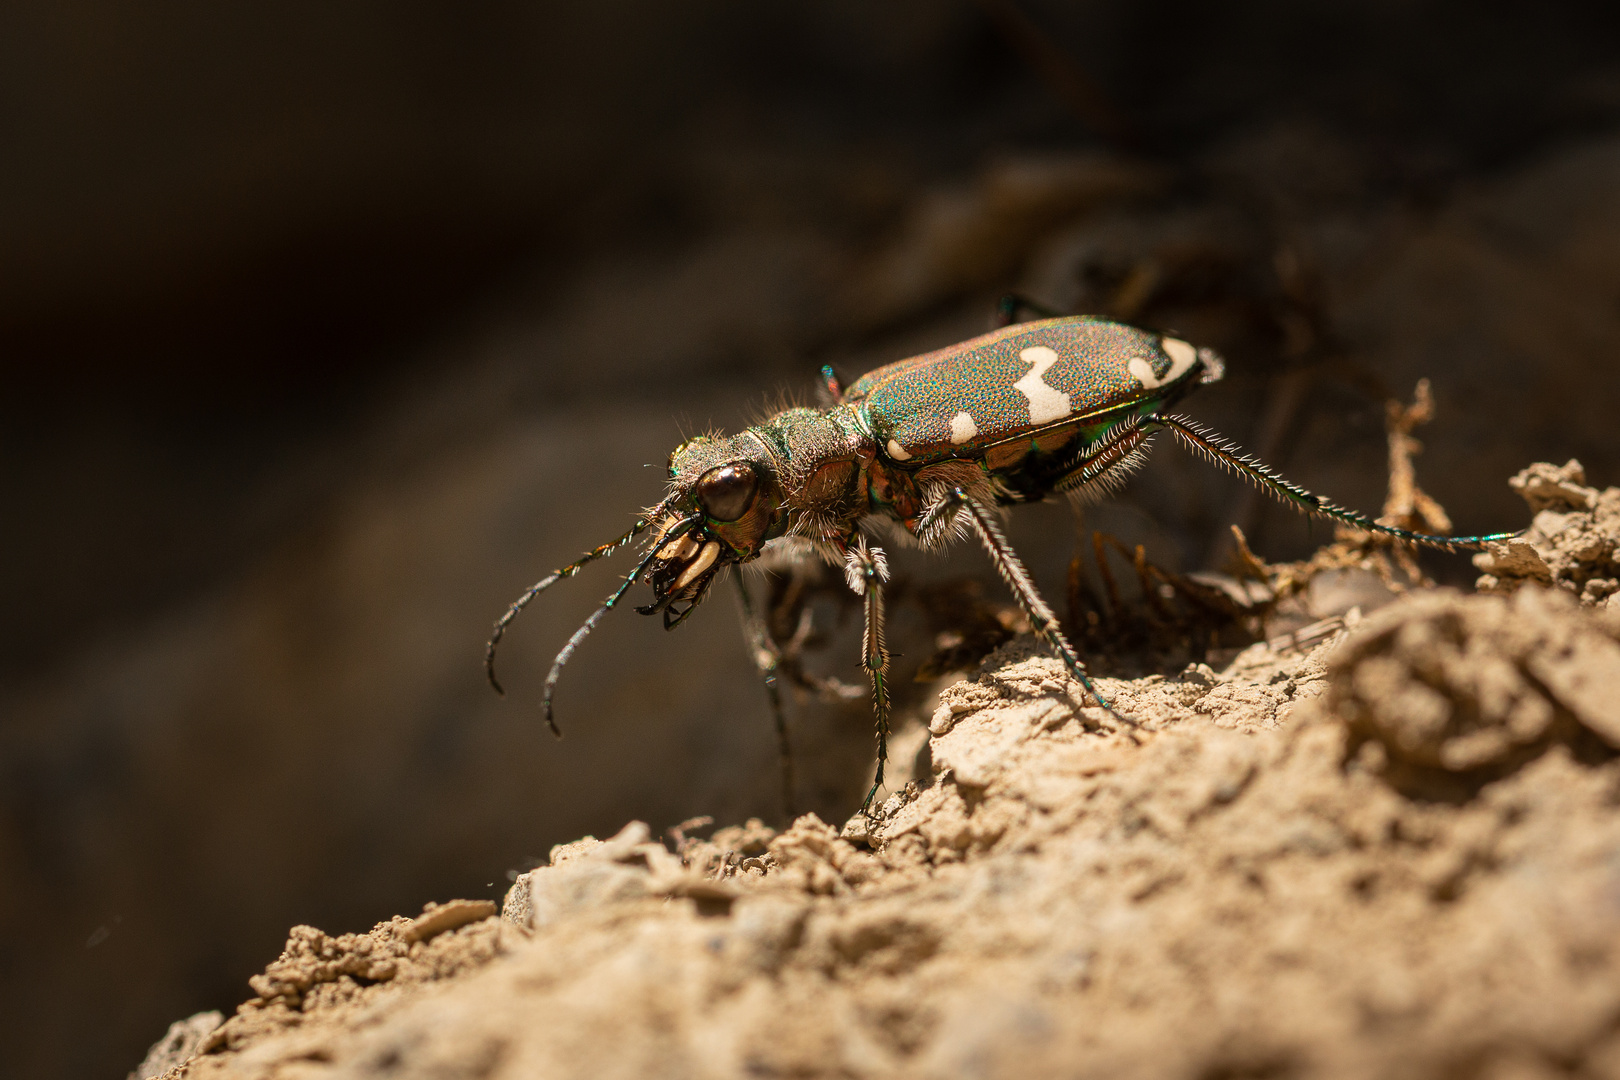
[486,500,672,696]
[1052,417,1157,500]
[951,486,1134,730]
[1158,415,1524,550]
[540,513,700,737]
[734,572,796,820]
[843,541,892,814]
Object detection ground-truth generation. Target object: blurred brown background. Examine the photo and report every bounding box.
[3,2,1620,1077]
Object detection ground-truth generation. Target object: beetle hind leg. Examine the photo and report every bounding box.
[1159,415,1525,550]
[995,293,1063,326]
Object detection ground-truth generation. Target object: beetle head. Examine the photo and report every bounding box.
[639,432,783,628]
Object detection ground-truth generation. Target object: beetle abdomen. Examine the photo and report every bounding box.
[845,316,1213,465]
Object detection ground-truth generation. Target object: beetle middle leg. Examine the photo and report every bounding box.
[949,486,1134,733]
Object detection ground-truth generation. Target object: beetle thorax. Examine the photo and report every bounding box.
[751,407,870,537]
[747,408,854,482]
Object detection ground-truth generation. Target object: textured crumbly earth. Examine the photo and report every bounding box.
[1475,460,1620,611]
[143,571,1620,1080]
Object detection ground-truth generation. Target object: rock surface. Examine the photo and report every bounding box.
[152,584,1620,1080]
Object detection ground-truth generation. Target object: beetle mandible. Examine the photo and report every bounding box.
[487,312,1522,811]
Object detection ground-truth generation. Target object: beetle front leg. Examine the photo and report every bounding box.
[951,487,1136,733]
[843,540,892,814]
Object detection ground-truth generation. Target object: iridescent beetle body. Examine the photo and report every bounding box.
[487,314,1521,812]
[843,317,1215,508]
[849,317,1203,464]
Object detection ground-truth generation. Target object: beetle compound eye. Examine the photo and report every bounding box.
[696,463,758,521]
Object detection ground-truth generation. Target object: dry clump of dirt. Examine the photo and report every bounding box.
[146,527,1620,1080]
[1332,588,1620,783]
[1474,459,1620,609]
[131,900,510,1078]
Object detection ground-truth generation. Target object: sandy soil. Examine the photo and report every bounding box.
[131,465,1620,1080]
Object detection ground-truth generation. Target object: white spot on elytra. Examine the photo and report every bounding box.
[886,438,913,461]
[1014,346,1071,425]
[1131,337,1200,390]
[949,411,978,444]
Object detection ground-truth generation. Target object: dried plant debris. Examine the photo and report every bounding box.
[1246,380,1472,608]
[1475,460,1620,609]
[152,571,1620,1080]
[1066,529,1267,667]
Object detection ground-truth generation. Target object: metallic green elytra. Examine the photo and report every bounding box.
[847,317,1211,465]
[487,314,1523,813]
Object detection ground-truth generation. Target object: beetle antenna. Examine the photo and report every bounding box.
[1158,415,1525,550]
[485,497,675,697]
[539,513,702,738]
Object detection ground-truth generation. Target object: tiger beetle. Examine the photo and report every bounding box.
[487,302,1523,813]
